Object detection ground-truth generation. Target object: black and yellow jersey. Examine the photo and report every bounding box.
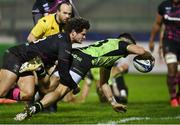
[6,33,77,89]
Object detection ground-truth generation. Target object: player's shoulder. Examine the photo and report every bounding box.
[107,38,123,43]
[39,14,55,24]
[107,38,119,41]
[47,33,69,43]
[159,0,171,7]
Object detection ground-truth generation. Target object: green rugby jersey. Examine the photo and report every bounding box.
[77,38,130,68]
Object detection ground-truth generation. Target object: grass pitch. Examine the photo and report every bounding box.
[0,74,180,124]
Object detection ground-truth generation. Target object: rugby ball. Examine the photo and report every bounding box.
[133,55,154,73]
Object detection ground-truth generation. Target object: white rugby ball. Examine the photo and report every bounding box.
[133,55,154,73]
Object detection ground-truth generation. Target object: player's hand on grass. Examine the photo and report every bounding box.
[111,103,127,113]
[14,106,35,121]
[14,112,29,121]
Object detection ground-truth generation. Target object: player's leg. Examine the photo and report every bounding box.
[96,80,107,103]
[37,67,60,112]
[35,67,83,110]
[0,69,18,98]
[162,40,179,107]
[111,74,128,104]
[176,61,180,104]
[14,68,83,121]
[0,51,20,100]
[14,82,72,121]
[17,73,35,101]
[79,70,94,103]
[166,62,178,107]
[163,41,178,107]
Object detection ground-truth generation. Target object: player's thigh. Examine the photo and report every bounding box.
[18,73,35,95]
[0,69,18,96]
[0,51,21,95]
[163,40,178,74]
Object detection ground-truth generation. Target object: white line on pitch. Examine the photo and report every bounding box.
[99,115,180,124]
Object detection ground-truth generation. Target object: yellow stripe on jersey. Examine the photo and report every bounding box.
[19,57,44,73]
[31,14,64,39]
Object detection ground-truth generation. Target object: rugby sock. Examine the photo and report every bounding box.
[12,87,20,101]
[31,101,44,114]
[167,75,177,99]
[6,87,20,101]
[176,74,180,97]
[115,75,128,91]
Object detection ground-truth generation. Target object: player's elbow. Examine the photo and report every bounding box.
[27,33,36,43]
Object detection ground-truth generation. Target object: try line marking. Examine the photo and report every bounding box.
[99,115,180,124]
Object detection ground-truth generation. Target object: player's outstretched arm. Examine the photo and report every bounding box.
[99,68,127,113]
[127,44,154,61]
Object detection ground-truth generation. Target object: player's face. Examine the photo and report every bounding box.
[71,29,88,44]
[57,4,72,23]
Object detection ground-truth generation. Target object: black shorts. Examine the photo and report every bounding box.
[163,40,180,61]
[1,51,21,75]
[70,50,93,78]
[1,51,33,76]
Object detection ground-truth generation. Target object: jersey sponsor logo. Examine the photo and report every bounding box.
[165,7,171,13]
[72,53,82,62]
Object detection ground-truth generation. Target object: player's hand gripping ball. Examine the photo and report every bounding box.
[133,55,155,73]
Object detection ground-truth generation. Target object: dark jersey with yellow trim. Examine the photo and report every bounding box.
[7,33,77,89]
[9,33,70,67]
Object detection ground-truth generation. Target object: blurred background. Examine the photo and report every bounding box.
[0,0,165,73]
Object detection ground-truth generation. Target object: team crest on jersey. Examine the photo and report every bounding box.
[72,53,82,62]
[165,7,171,13]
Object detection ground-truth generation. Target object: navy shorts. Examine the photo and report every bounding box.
[163,40,180,61]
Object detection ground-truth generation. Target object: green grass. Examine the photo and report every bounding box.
[0,74,180,124]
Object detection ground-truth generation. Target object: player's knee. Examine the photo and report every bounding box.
[21,90,34,101]
[0,89,8,97]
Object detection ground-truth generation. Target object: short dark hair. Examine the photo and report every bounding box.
[117,33,136,44]
[65,17,90,33]
[57,1,72,11]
